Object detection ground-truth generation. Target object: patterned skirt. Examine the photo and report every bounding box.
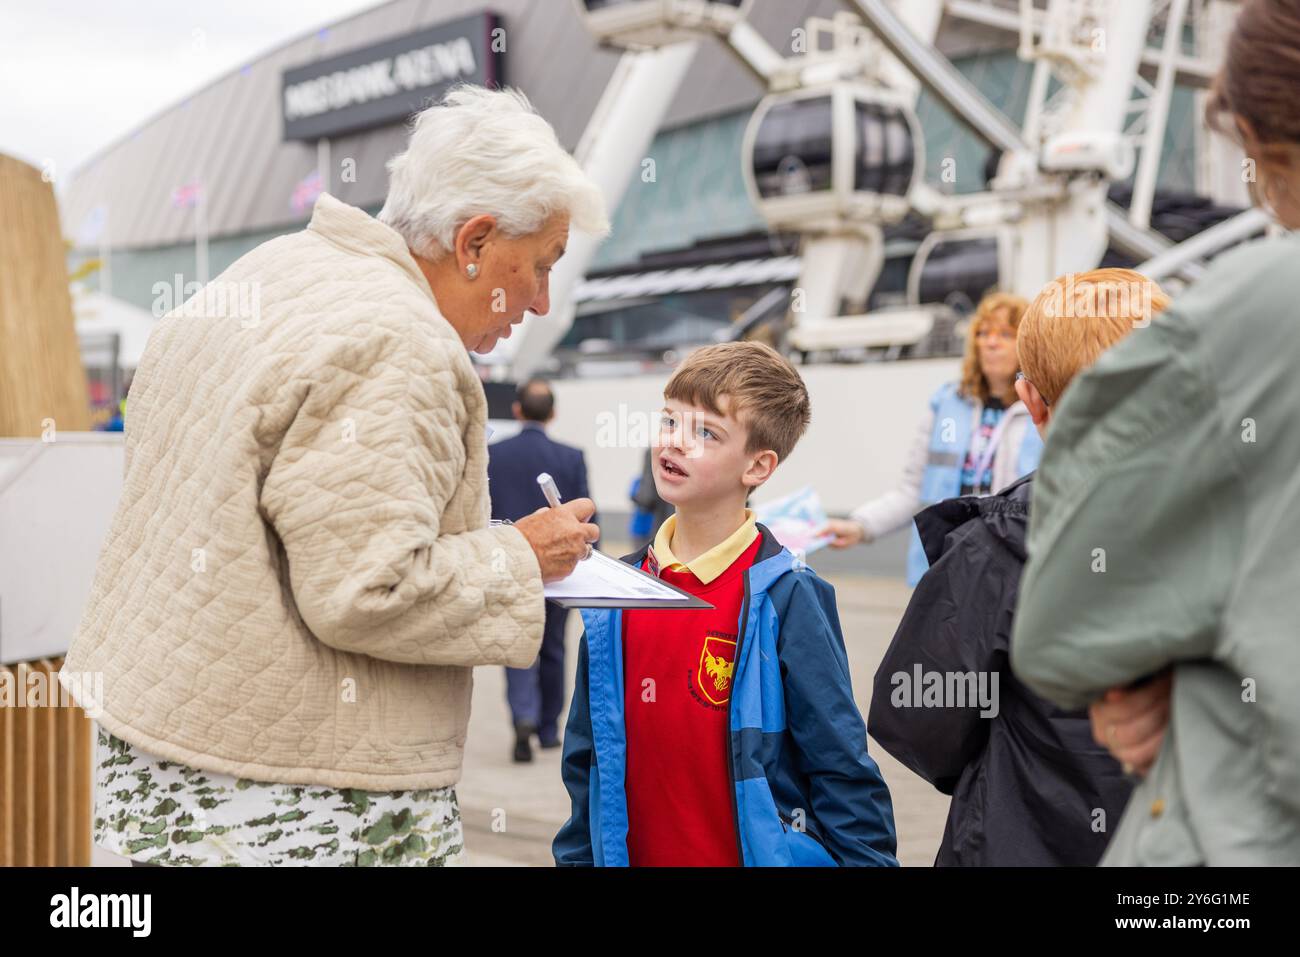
[93,728,466,866]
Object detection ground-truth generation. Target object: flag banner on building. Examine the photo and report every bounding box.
[290,169,324,215]
[171,181,203,209]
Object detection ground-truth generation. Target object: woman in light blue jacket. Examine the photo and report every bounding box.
[824,292,1042,585]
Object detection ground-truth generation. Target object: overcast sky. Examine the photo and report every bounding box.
[0,0,382,193]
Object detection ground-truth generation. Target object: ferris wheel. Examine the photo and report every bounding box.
[501,0,1266,377]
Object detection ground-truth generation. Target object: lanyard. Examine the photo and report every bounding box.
[972,405,1014,482]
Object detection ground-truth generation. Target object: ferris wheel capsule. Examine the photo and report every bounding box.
[907,226,1012,311]
[742,82,923,234]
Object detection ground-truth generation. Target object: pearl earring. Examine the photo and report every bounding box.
[466,264,479,279]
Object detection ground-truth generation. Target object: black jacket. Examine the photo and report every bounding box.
[487,423,593,525]
[867,474,1133,866]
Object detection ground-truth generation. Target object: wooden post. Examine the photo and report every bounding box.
[0,658,93,866]
[0,152,91,436]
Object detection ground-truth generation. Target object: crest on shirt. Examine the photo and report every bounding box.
[696,632,737,706]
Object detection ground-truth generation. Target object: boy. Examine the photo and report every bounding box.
[553,341,897,866]
[867,268,1167,866]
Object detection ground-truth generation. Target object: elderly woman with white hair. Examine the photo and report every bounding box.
[60,86,607,866]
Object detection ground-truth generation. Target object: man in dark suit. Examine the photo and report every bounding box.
[487,378,595,763]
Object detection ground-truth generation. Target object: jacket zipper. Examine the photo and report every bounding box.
[775,809,828,854]
[726,568,752,866]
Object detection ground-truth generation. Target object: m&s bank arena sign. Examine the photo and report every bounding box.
[282,12,503,141]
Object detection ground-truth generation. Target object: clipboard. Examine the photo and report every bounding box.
[543,548,714,610]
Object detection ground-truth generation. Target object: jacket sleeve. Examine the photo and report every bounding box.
[1011,311,1240,710]
[778,574,898,866]
[868,523,1012,793]
[850,405,933,541]
[553,632,596,866]
[260,331,544,668]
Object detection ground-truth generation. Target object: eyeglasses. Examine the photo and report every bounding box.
[1015,370,1050,407]
[975,329,1016,342]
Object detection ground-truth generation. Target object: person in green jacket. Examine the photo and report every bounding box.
[1011,0,1300,865]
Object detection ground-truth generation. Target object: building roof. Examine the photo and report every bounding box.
[64,0,1013,252]
[61,0,866,250]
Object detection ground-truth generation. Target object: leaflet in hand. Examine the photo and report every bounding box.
[754,485,835,556]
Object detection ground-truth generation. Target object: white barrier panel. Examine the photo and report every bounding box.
[0,434,124,664]
[545,358,960,516]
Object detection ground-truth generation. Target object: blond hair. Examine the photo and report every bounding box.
[958,292,1031,404]
[664,341,811,462]
[1017,268,1171,406]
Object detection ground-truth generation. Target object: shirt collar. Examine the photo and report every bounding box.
[650,508,758,585]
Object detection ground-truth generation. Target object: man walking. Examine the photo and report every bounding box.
[487,379,595,762]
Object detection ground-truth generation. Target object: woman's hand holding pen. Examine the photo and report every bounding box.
[514,499,599,582]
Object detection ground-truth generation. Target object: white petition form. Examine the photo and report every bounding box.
[544,550,700,604]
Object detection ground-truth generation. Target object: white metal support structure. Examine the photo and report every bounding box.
[1138,205,1272,280]
[732,6,947,355]
[496,42,698,381]
[793,7,944,341]
[1194,0,1249,207]
[944,0,1251,248]
[845,0,1227,284]
[947,0,1221,87]
[1130,0,1190,230]
[722,18,786,84]
[847,0,1030,157]
[847,0,1170,297]
[741,13,932,324]
[508,0,1252,376]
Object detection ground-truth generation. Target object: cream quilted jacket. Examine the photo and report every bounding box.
[60,194,545,791]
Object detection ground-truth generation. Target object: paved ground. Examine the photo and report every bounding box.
[93,529,948,868]
[458,531,950,867]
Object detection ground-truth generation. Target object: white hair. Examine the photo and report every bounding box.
[378,85,610,260]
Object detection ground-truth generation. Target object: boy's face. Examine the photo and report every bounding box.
[653,395,776,509]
